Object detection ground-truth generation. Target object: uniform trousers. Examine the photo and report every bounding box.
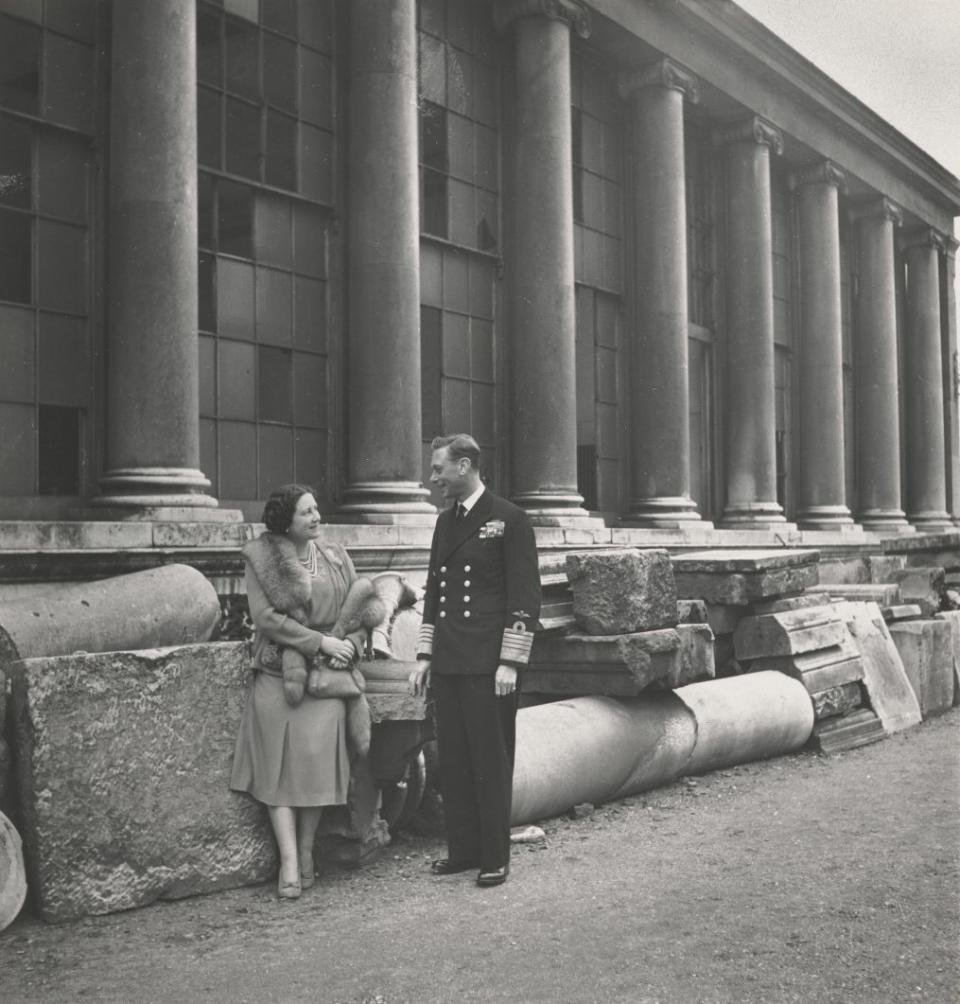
[432,673,518,871]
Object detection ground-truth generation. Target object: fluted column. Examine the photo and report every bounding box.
[792,161,853,528]
[942,236,960,524]
[619,59,707,527]
[850,197,910,531]
[714,117,787,527]
[95,0,218,510]
[339,0,434,518]
[902,227,953,529]
[494,0,591,519]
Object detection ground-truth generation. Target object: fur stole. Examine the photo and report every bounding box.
[242,532,314,623]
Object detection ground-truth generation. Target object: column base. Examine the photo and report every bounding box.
[857,509,914,534]
[908,510,956,531]
[621,496,710,529]
[338,481,436,520]
[94,467,219,509]
[718,501,788,530]
[796,505,855,530]
[509,489,599,526]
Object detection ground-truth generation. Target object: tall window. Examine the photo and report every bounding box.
[572,49,623,512]
[418,0,500,502]
[0,3,97,507]
[771,170,794,514]
[196,0,335,511]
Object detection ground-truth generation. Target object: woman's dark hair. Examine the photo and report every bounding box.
[262,483,316,534]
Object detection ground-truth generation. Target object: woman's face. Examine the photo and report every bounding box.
[286,493,322,545]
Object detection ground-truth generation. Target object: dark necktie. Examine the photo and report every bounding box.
[456,502,466,522]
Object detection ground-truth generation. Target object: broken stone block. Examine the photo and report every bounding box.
[566,548,677,634]
[569,802,595,819]
[11,643,274,922]
[868,555,907,583]
[677,599,708,624]
[528,629,681,696]
[890,566,945,617]
[888,619,955,718]
[811,682,862,720]
[704,602,742,636]
[733,607,845,661]
[817,557,869,585]
[833,602,921,735]
[882,604,923,623]
[806,583,901,606]
[750,594,829,616]
[673,623,716,687]
[811,709,885,753]
[749,643,863,694]
[933,610,960,706]
[671,549,819,605]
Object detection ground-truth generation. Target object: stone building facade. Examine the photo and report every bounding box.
[0,0,958,547]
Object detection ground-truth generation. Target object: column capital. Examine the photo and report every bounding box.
[712,115,783,155]
[619,58,699,104]
[943,234,960,259]
[900,226,948,254]
[849,195,902,227]
[789,159,847,194]
[493,0,591,38]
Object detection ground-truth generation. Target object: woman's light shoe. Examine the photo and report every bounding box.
[278,876,302,900]
[299,867,316,890]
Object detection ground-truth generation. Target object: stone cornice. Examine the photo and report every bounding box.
[619,58,700,104]
[788,159,847,194]
[712,115,783,155]
[899,226,948,254]
[493,0,592,38]
[848,196,902,227]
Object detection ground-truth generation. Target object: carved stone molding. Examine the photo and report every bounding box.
[619,58,700,104]
[943,234,959,259]
[848,196,903,227]
[788,159,847,193]
[712,115,783,155]
[493,0,592,38]
[900,226,948,254]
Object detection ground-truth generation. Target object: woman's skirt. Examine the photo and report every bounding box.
[230,671,350,807]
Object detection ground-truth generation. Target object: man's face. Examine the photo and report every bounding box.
[430,447,469,501]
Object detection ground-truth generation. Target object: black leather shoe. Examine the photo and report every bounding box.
[430,858,478,876]
[476,864,509,887]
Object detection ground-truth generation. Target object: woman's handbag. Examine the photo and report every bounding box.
[306,662,366,699]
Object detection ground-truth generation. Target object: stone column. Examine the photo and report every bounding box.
[850,197,910,531]
[494,0,591,520]
[791,161,853,528]
[339,0,434,519]
[714,117,787,527]
[902,228,953,530]
[619,59,707,527]
[95,0,218,511]
[941,237,960,524]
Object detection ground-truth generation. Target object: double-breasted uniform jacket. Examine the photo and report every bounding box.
[417,489,541,674]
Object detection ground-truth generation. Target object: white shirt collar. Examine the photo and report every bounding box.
[458,484,485,514]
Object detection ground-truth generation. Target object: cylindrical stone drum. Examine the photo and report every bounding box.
[511,693,698,826]
[0,564,221,661]
[676,670,814,774]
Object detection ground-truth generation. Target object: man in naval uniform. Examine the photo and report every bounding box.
[409,433,541,887]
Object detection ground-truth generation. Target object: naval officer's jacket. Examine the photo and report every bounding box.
[417,489,541,675]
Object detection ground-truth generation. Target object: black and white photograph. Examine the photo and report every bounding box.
[0,0,958,1001]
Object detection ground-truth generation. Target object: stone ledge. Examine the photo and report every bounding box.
[882,530,960,554]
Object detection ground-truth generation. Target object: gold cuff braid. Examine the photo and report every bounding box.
[499,627,533,666]
[416,623,435,658]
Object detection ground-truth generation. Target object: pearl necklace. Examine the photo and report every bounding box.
[298,544,318,576]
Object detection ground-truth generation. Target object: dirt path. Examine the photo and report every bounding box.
[1,709,958,1004]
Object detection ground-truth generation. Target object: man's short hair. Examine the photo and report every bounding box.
[431,433,481,471]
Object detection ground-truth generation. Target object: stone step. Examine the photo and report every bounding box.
[881,604,923,622]
[811,708,886,753]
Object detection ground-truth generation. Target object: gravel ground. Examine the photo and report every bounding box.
[1,708,957,1004]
